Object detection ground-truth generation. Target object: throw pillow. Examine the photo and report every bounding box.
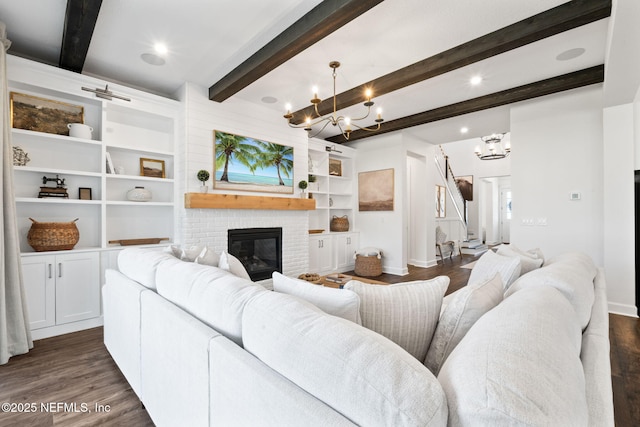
[272,272,361,324]
[194,246,220,267]
[496,244,543,274]
[468,250,521,289]
[163,244,205,262]
[219,251,252,281]
[344,277,449,361]
[424,272,503,375]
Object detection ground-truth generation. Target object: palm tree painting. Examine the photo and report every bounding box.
[214,130,294,194]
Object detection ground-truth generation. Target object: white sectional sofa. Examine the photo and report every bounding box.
[103,247,613,426]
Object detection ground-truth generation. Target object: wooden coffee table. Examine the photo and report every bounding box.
[318,274,387,288]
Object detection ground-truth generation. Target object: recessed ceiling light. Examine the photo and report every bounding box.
[556,48,586,61]
[154,43,168,55]
[460,127,469,134]
[141,53,165,66]
[470,76,483,86]
[261,96,278,104]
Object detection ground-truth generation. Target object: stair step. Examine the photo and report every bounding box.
[461,245,489,256]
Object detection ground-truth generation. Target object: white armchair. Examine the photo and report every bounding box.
[436,226,456,262]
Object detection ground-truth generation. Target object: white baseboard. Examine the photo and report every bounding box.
[608,302,638,318]
[408,259,429,268]
[383,266,409,276]
[31,316,104,341]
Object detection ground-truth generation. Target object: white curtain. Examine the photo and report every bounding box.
[0,21,32,365]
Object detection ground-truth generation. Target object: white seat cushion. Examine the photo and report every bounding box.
[242,291,448,426]
[344,277,449,361]
[424,272,503,375]
[272,272,361,324]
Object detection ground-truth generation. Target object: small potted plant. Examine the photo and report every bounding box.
[197,169,210,193]
[308,174,318,192]
[298,180,308,198]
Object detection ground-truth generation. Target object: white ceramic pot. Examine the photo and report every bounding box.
[126,186,152,202]
[68,123,93,139]
[199,185,208,193]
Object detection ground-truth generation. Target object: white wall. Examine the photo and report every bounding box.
[603,103,635,316]
[510,86,604,263]
[176,83,312,283]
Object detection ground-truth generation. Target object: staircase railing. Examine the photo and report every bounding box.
[435,145,468,238]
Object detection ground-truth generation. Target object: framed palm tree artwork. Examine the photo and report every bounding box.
[213,130,294,194]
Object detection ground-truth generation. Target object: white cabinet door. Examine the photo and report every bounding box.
[21,255,56,330]
[336,233,359,270]
[55,252,100,325]
[309,235,334,274]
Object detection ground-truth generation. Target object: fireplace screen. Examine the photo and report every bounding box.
[227,228,282,281]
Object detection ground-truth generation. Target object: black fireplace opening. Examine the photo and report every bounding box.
[228,227,282,281]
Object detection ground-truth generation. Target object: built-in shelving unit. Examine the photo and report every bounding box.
[307,140,359,273]
[8,55,179,339]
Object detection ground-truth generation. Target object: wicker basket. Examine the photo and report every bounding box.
[27,218,79,251]
[330,215,349,232]
[354,254,383,277]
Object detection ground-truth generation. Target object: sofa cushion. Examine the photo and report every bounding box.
[468,249,521,289]
[194,246,220,267]
[343,277,449,361]
[496,244,543,274]
[424,272,503,375]
[438,285,587,426]
[272,272,361,324]
[155,260,265,345]
[118,247,177,290]
[504,251,596,330]
[219,250,251,280]
[164,244,205,261]
[242,291,448,426]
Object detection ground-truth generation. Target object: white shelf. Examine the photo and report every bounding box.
[16,197,102,205]
[12,128,102,145]
[105,174,175,183]
[15,166,102,178]
[106,201,174,207]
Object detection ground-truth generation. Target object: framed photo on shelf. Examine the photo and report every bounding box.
[10,91,84,135]
[140,157,166,178]
[329,158,342,176]
[79,187,92,200]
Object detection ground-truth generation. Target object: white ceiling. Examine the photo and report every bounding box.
[0,0,610,145]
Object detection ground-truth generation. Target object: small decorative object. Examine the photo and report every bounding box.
[308,174,319,192]
[10,92,84,135]
[330,215,349,232]
[78,187,92,200]
[127,186,152,202]
[359,168,394,211]
[39,175,69,198]
[27,218,79,251]
[298,180,308,198]
[298,273,320,283]
[197,169,210,193]
[108,237,169,246]
[115,166,125,175]
[12,146,29,166]
[106,152,115,174]
[329,158,342,176]
[140,158,165,178]
[67,123,93,139]
[324,273,353,284]
[329,197,333,207]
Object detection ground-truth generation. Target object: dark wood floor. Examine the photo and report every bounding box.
[0,254,637,426]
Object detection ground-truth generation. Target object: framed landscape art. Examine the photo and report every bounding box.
[10,92,84,135]
[214,130,294,194]
[358,168,394,211]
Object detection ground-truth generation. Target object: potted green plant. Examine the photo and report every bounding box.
[298,180,308,198]
[197,169,210,193]
[308,174,318,192]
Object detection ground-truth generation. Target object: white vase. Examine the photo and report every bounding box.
[127,186,152,202]
[199,185,208,193]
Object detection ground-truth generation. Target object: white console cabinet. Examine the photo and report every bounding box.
[335,232,359,271]
[22,251,100,339]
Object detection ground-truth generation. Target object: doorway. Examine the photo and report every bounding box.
[479,176,511,245]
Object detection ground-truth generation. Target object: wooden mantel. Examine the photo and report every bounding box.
[184,193,316,210]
